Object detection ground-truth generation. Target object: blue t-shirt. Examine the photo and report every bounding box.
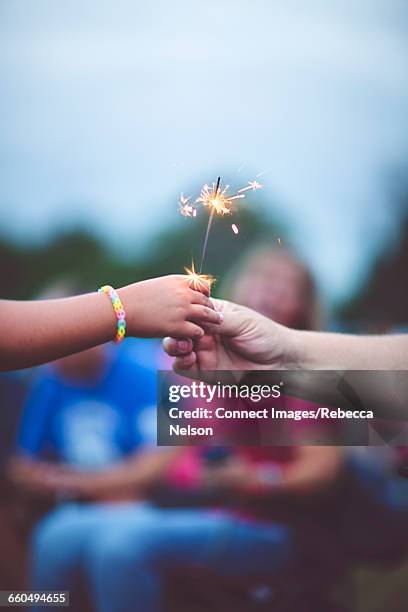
[17,342,159,470]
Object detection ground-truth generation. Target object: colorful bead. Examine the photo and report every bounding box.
[98,285,127,345]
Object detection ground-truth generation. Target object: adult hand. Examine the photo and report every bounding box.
[163,299,297,374]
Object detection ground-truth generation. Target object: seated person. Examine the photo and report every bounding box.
[9,338,179,611]
[167,245,407,564]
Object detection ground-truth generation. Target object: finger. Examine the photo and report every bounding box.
[206,311,241,336]
[194,333,215,352]
[189,305,223,325]
[211,298,228,311]
[177,321,205,339]
[174,352,197,370]
[190,292,214,309]
[189,282,210,298]
[163,337,193,357]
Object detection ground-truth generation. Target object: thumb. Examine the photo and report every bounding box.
[211,299,244,336]
[203,312,241,337]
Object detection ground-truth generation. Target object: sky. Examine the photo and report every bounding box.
[1,0,408,305]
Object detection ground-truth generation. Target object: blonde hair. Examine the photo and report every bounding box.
[222,243,322,331]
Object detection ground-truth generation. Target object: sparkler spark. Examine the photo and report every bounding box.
[237,180,263,193]
[195,180,250,216]
[178,177,263,219]
[178,194,196,218]
[231,223,239,235]
[184,262,215,292]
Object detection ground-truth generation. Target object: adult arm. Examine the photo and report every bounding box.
[164,300,408,416]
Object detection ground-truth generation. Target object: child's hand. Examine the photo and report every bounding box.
[120,275,222,339]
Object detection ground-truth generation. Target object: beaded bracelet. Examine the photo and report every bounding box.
[98,285,126,344]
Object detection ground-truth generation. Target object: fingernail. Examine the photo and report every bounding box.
[219,312,224,323]
[177,340,189,351]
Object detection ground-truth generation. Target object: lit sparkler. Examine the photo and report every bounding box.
[196,176,263,270]
[196,179,243,216]
[179,174,263,280]
[194,178,262,215]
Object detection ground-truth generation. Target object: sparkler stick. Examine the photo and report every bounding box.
[199,208,215,273]
[214,176,221,196]
[199,177,220,273]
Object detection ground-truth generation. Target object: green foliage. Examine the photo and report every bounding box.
[0,203,283,300]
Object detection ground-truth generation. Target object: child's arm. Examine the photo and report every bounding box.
[0,275,220,371]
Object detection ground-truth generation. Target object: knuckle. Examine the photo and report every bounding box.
[177,288,187,301]
[177,305,187,318]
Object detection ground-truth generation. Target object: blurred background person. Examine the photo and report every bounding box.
[217,244,407,542]
[163,245,348,610]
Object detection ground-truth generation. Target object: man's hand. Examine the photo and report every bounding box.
[163,299,297,374]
